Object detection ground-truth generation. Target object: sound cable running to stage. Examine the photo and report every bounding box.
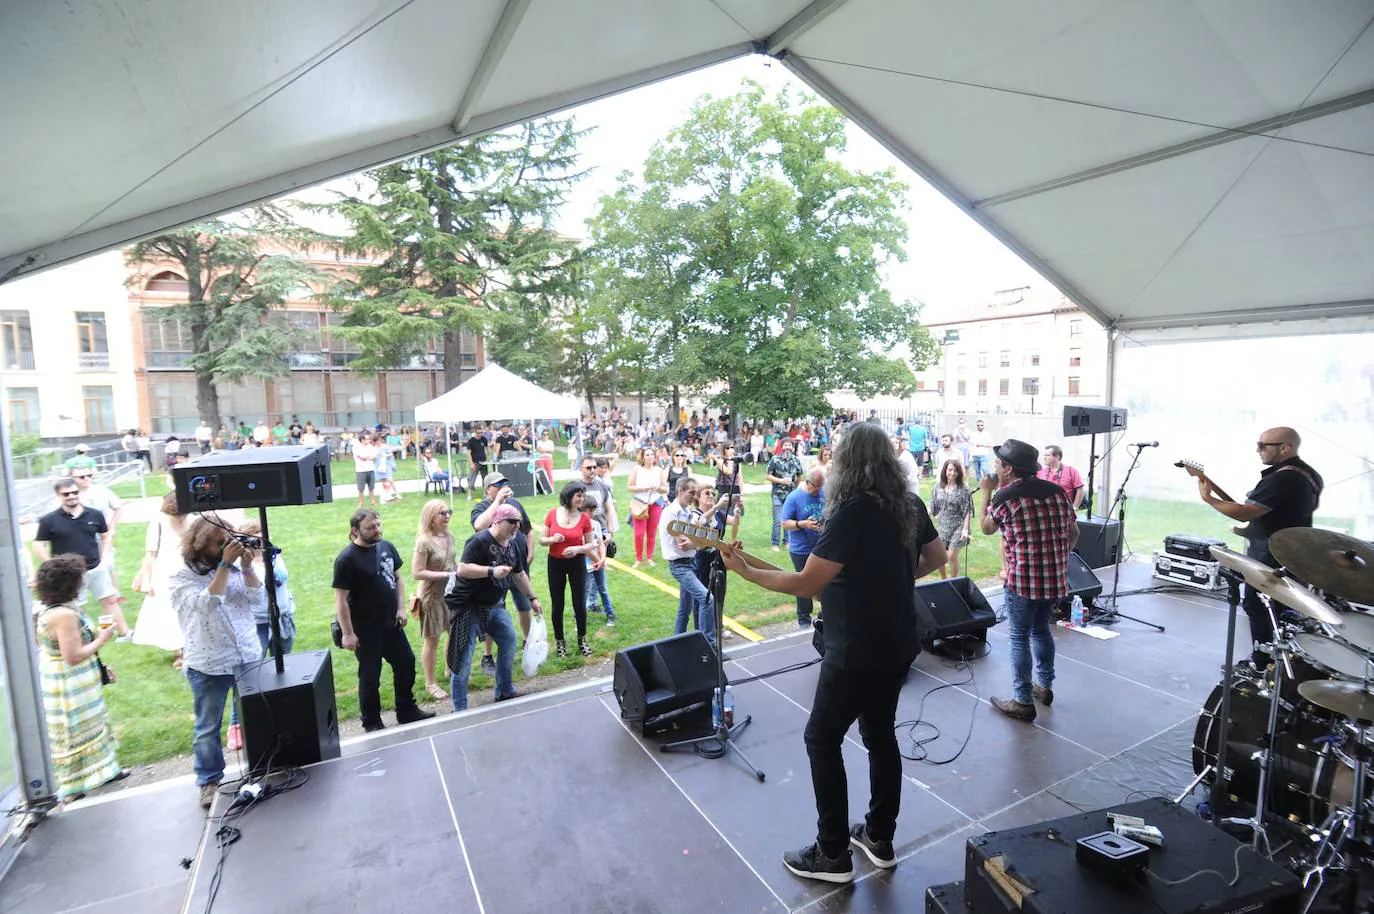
[718,422,946,885]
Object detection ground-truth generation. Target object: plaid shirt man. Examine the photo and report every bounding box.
[989,477,1077,600]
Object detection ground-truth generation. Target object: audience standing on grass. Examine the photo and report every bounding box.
[628,447,668,567]
[412,499,457,702]
[32,478,129,639]
[541,482,596,658]
[930,460,974,579]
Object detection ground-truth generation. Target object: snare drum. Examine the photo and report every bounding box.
[1292,633,1373,684]
[1334,610,1374,657]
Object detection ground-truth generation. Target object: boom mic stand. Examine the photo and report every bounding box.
[1086,445,1164,632]
[661,489,766,782]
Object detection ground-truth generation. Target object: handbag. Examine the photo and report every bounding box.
[605,538,618,559]
[97,656,115,686]
[409,594,423,619]
[331,620,343,648]
[629,499,650,520]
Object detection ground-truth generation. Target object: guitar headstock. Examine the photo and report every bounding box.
[1175,458,1206,478]
[666,519,721,543]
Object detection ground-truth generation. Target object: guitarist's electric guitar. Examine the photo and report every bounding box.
[664,520,780,571]
[1176,459,1248,537]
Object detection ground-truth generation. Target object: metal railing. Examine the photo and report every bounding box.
[77,353,111,370]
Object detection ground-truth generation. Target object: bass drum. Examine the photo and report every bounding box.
[1193,680,1358,833]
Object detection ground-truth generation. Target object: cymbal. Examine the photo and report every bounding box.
[1209,546,1343,626]
[1270,528,1374,605]
[1299,680,1374,721]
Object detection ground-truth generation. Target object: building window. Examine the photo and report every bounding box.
[145,271,189,294]
[1,310,35,371]
[977,351,987,369]
[6,387,40,434]
[1026,352,1040,367]
[937,380,945,394]
[142,309,195,368]
[1022,377,1040,395]
[999,379,1010,396]
[977,379,988,396]
[76,311,110,370]
[1069,348,1081,367]
[999,350,1010,368]
[956,380,967,396]
[1068,376,1081,396]
[1069,319,1082,338]
[82,385,115,434]
[914,379,926,391]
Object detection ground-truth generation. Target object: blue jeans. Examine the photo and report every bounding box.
[771,493,788,548]
[450,603,518,711]
[187,667,236,786]
[255,622,294,658]
[585,558,616,619]
[970,455,989,481]
[1004,592,1055,705]
[669,558,715,650]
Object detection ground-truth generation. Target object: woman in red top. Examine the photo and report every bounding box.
[540,481,596,658]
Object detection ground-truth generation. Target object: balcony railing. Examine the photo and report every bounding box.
[78,352,111,370]
[2,350,36,371]
[146,351,194,368]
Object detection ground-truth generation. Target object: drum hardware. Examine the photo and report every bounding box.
[1210,545,1345,627]
[1270,528,1374,607]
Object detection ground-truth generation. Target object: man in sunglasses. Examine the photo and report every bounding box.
[32,478,129,637]
[1197,426,1323,664]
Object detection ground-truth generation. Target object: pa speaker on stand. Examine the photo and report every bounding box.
[236,650,341,776]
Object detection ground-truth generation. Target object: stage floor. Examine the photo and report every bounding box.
[2,563,1244,913]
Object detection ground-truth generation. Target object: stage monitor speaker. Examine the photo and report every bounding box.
[914,577,998,649]
[1067,552,1105,601]
[495,458,537,498]
[613,632,718,736]
[236,649,340,776]
[1063,405,1127,437]
[172,444,333,512]
[1075,515,1122,569]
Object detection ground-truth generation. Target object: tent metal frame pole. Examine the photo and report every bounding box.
[1101,327,1120,512]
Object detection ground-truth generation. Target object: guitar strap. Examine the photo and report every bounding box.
[1276,464,1322,499]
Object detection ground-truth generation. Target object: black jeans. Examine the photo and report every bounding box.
[1242,548,1278,654]
[355,622,418,725]
[547,555,588,642]
[790,551,813,622]
[805,656,913,857]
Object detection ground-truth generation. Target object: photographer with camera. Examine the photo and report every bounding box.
[170,521,265,810]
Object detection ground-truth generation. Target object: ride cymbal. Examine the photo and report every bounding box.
[1270,528,1374,605]
[1298,679,1374,721]
[1209,546,1343,626]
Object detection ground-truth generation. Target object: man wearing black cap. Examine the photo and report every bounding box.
[471,470,536,667]
[979,439,1078,722]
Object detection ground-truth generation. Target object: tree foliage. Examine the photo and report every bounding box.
[589,81,937,423]
[125,208,325,429]
[317,119,586,391]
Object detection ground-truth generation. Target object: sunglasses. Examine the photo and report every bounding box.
[500,518,521,526]
[72,475,92,480]
[59,490,79,497]
[438,510,453,517]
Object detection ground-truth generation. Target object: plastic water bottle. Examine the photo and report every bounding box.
[1071,596,1086,627]
[711,688,722,729]
[722,686,735,728]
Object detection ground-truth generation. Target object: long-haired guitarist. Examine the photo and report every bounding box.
[1194,426,1324,665]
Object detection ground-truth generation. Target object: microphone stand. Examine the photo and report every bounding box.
[660,488,766,782]
[1086,445,1164,632]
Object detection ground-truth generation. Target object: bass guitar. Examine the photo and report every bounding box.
[664,520,780,571]
[1176,459,1247,538]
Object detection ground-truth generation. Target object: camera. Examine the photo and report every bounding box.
[231,533,265,550]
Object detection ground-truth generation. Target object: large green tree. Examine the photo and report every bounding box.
[319,119,585,391]
[126,209,324,429]
[589,82,938,424]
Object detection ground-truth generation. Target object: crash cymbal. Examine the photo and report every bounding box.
[1209,545,1343,626]
[1299,680,1374,721]
[1270,528,1374,605]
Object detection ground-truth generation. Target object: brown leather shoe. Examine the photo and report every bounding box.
[1033,685,1054,706]
[991,697,1036,722]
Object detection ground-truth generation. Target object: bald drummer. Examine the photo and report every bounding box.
[1197,426,1324,666]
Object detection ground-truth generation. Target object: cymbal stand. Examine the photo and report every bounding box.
[1209,570,1243,821]
[1086,445,1164,632]
[1221,595,1290,856]
[1298,724,1369,914]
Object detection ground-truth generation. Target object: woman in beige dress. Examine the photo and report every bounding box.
[412,499,457,701]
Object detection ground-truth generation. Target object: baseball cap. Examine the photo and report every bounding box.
[483,471,509,488]
[74,443,90,453]
[492,504,522,524]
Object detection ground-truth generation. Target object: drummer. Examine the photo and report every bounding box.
[1197,426,1324,667]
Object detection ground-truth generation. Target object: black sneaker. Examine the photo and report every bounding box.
[480,655,495,674]
[798,617,812,628]
[396,706,436,725]
[782,843,854,884]
[849,824,896,869]
[361,719,386,733]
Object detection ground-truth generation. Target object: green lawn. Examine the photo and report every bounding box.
[95,456,1277,766]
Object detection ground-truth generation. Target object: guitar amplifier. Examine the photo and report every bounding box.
[1164,534,1226,562]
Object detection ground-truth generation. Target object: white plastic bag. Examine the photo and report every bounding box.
[522,615,549,678]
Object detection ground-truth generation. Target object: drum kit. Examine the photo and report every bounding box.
[1190,528,1374,911]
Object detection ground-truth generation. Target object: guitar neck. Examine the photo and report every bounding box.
[665,520,780,571]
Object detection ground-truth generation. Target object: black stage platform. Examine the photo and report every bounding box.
[1,562,1243,913]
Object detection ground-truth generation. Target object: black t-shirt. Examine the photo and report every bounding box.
[667,466,691,501]
[1247,456,1324,561]
[448,531,523,608]
[470,497,532,570]
[35,507,108,569]
[331,540,404,632]
[466,435,488,465]
[810,494,938,669]
[495,434,518,456]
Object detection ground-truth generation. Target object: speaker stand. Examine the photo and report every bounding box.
[1085,446,1164,632]
[660,541,765,782]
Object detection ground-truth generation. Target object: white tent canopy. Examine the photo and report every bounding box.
[414,363,580,424]
[1,1,1371,332]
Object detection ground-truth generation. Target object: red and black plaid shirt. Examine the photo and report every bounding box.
[989,477,1078,600]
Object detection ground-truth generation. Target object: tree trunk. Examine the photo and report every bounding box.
[442,328,461,391]
[671,385,680,423]
[194,368,221,430]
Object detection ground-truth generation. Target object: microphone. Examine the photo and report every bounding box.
[1131,441,1159,448]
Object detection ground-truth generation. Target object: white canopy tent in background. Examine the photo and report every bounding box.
[413,362,581,503]
[2,0,1373,831]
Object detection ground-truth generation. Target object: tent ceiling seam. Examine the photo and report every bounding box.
[765,0,850,56]
[451,0,533,133]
